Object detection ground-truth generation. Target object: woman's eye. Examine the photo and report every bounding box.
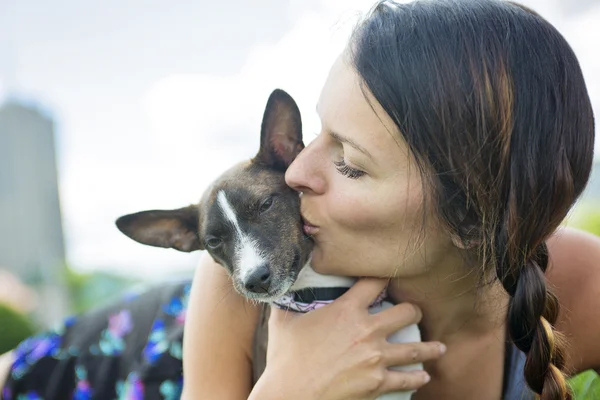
[259,197,274,213]
[334,160,366,179]
[205,236,223,249]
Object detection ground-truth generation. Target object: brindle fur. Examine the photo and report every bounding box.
[116,89,313,301]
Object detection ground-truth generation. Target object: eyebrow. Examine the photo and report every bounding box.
[316,103,374,160]
[316,104,374,160]
[329,131,373,160]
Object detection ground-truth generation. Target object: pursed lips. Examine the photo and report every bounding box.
[301,213,320,236]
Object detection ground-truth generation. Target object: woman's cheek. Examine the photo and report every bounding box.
[327,191,379,229]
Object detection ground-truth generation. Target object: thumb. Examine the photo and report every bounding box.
[338,277,389,308]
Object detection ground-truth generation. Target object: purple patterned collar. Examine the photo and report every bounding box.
[273,287,387,313]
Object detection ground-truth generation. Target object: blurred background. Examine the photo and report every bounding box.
[0,0,599,356]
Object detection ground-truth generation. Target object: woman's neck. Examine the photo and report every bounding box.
[387,262,509,344]
[387,255,511,398]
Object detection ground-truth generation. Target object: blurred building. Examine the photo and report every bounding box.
[0,100,70,326]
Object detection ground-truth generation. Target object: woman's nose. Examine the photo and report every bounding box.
[285,139,326,195]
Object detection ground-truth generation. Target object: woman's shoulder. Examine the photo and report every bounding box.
[546,227,600,373]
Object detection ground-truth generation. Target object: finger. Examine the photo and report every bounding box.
[382,341,446,368]
[371,302,422,334]
[379,369,432,394]
[338,277,390,308]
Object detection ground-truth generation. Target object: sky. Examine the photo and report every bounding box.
[1,0,599,279]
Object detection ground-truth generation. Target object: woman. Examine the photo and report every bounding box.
[183,1,598,399]
[1,1,598,399]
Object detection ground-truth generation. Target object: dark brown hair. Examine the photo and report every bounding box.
[351,1,595,398]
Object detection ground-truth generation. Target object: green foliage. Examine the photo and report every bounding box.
[63,266,139,314]
[572,210,600,236]
[570,370,600,399]
[565,202,600,237]
[0,303,36,354]
[564,204,600,398]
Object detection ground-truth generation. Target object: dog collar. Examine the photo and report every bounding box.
[273,287,387,313]
[292,287,349,302]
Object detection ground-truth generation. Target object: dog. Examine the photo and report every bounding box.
[116,89,423,399]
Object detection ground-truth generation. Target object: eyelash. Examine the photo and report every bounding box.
[313,131,366,179]
[334,159,365,179]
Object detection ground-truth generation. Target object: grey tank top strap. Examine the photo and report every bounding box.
[503,342,535,400]
[252,304,535,399]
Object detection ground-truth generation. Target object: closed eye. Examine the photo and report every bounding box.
[334,159,366,179]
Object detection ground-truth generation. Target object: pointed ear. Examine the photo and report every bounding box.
[115,205,203,252]
[254,89,304,170]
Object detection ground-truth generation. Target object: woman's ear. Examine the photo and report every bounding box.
[450,205,481,250]
[451,234,479,250]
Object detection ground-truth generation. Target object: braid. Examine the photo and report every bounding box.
[496,228,570,399]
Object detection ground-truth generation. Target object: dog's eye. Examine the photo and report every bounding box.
[205,236,223,249]
[259,197,274,213]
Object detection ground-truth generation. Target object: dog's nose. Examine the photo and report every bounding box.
[244,265,272,293]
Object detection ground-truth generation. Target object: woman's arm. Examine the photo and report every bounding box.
[546,226,600,373]
[0,351,13,394]
[181,252,260,400]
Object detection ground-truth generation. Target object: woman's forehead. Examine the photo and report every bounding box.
[317,54,409,160]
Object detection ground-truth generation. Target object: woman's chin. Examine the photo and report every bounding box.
[309,251,351,277]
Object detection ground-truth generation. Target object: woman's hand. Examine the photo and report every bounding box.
[249,278,446,400]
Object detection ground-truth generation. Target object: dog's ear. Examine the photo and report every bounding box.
[254,89,304,170]
[115,205,203,252]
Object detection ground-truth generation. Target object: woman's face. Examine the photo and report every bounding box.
[285,54,458,278]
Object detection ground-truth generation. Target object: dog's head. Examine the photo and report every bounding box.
[116,89,313,301]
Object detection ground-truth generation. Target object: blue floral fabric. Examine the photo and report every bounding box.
[2,281,190,400]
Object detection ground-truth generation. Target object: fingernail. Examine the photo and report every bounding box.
[423,373,431,383]
[439,343,447,354]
